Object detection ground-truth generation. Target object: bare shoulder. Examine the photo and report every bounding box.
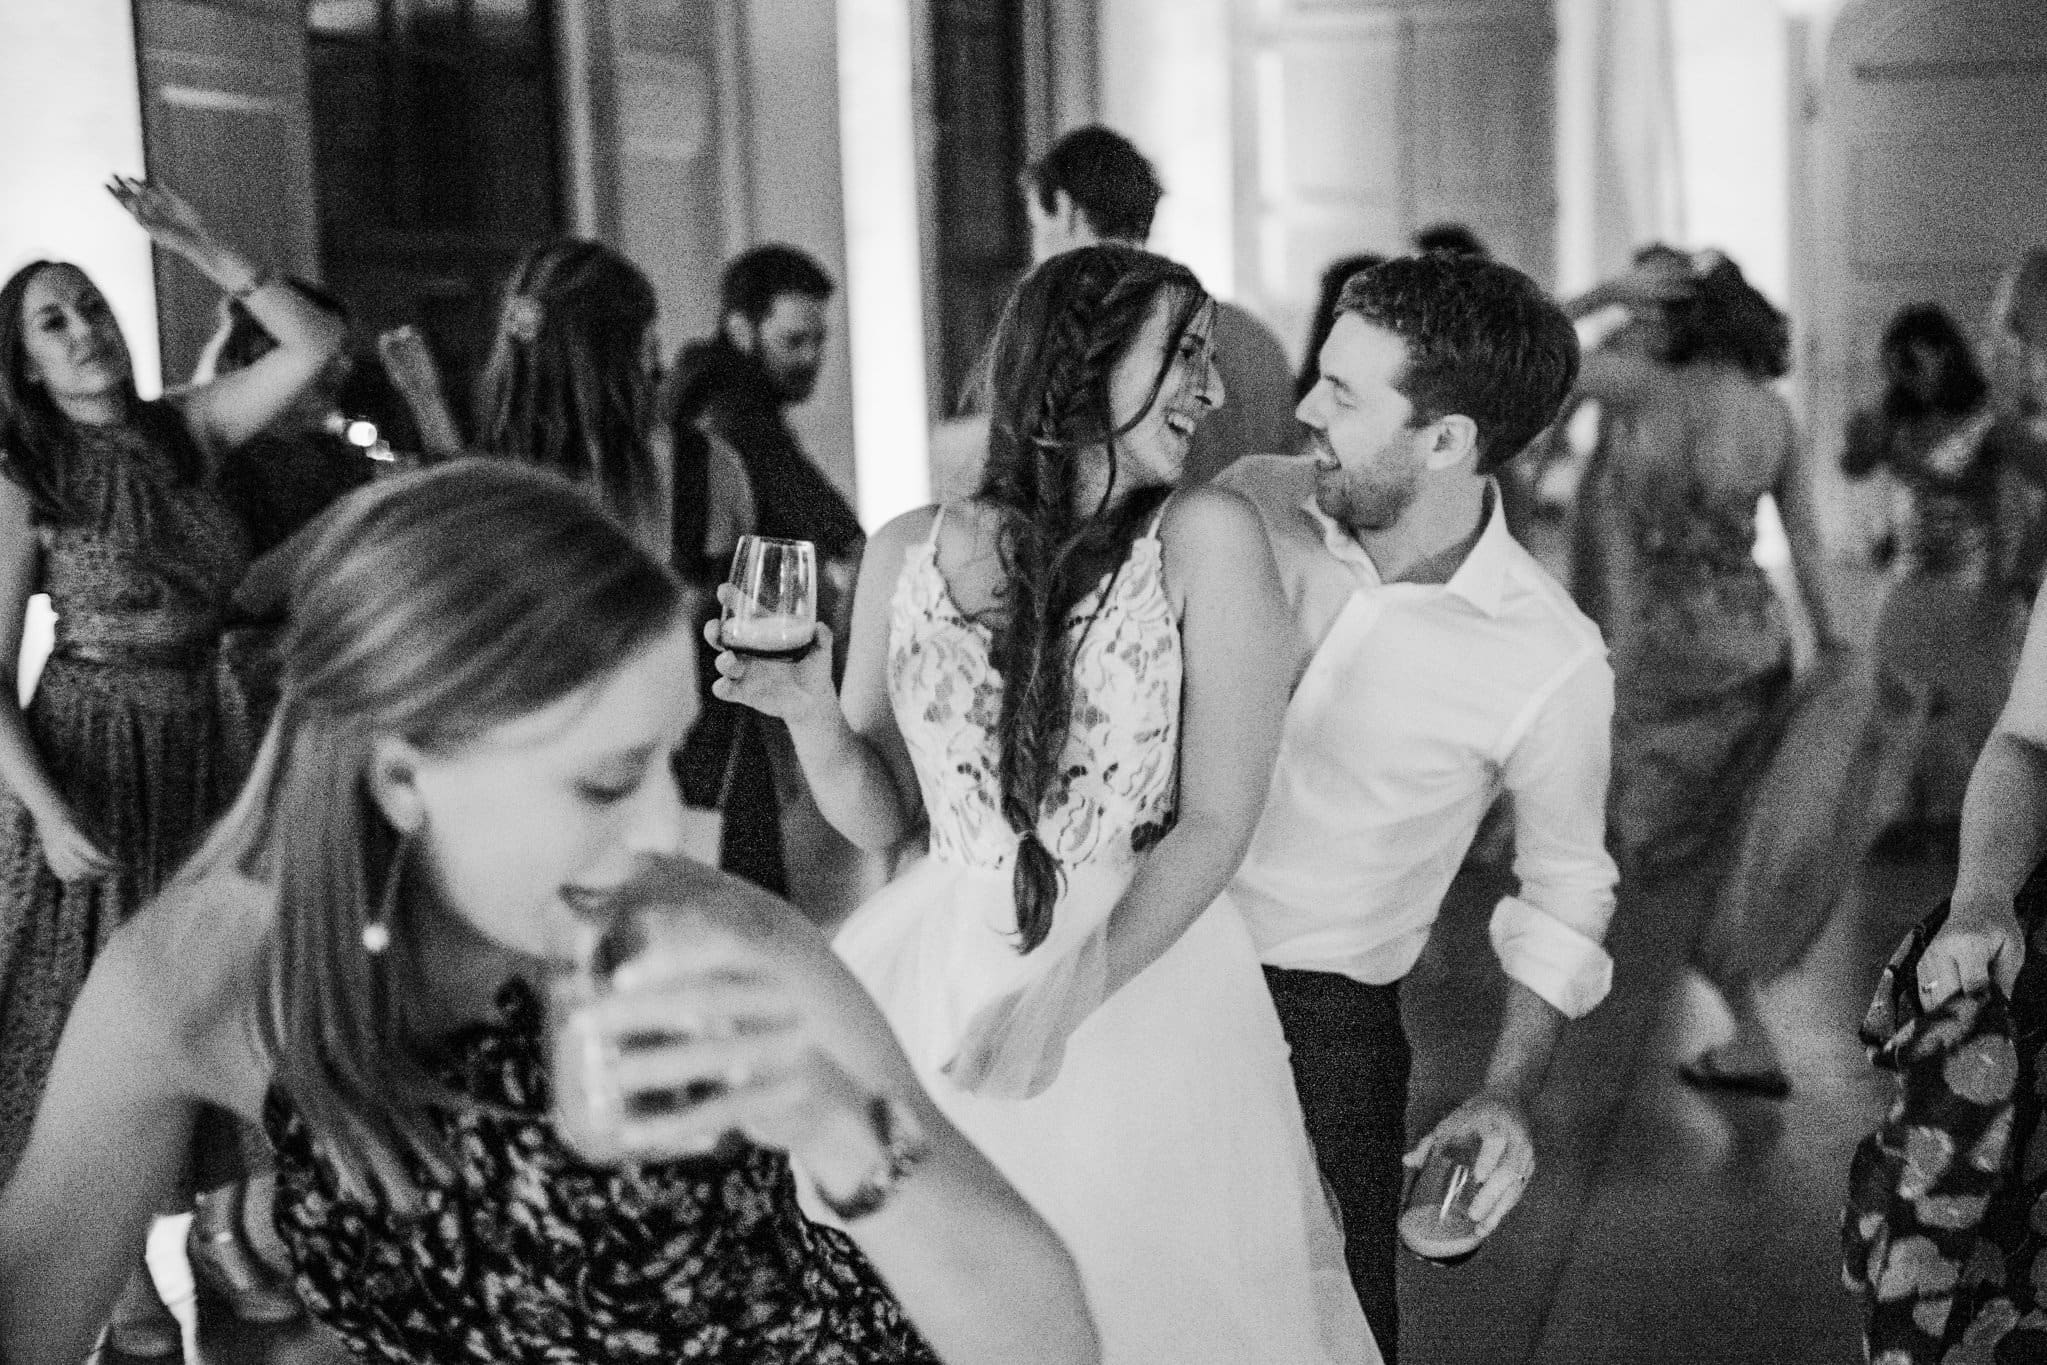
[862,504,942,569]
[70,876,268,1103]
[1158,483,1268,558]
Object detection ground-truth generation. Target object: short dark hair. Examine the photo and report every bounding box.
[719,244,834,325]
[1413,223,1489,259]
[1337,254,1579,474]
[1024,126,1162,244]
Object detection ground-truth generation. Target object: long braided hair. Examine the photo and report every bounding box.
[976,244,1208,953]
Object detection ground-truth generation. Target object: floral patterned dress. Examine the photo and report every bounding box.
[0,404,252,1182]
[1844,876,2047,1364]
[832,509,1378,1364]
[264,978,937,1364]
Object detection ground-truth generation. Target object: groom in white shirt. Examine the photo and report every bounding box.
[1217,253,1618,1361]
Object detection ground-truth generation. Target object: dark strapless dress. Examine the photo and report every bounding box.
[263,977,939,1364]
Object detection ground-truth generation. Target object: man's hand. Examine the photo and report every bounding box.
[1404,1090,1536,1236]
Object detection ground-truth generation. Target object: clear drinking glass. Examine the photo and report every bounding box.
[546,903,736,1167]
[720,535,818,661]
[1398,1133,1486,1265]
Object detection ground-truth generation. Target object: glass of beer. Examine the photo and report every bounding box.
[720,535,817,661]
[1398,1134,1486,1265]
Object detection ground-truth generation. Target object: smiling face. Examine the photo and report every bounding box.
[1296,313,1436,532]
[386,618,698,968]
[1107,290,1222,487]
[18,264,132,407]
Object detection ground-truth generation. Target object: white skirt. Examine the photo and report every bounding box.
[835,855,1381,1365]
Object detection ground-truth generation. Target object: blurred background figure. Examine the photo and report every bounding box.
[1574,251,1842,1096]
[932,125,1298,493]
[1296,253,1387,404]
[663,244,866,916]
[1411,223,1490,259]
[0,177,344,1355]
[1838,302,2029,855]
[474,239,671,555]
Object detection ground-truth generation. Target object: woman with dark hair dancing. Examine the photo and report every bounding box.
[0,460,1095,1365]
[1575,253,1845,1093]
[0,177,345,1349]
[1840,303,2027,847]
[716,244,1376,1362]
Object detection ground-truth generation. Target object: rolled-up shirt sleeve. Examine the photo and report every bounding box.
[1488,647,1619,1019]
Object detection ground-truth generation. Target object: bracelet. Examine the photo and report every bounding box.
[225,269,273,302]
[816,1094,930,1222]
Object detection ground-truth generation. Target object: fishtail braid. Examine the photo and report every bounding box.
[975,244,1206,953]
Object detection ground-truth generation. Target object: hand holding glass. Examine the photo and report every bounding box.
[1399,1134,1485,1265]
[720,536,817,661]
[548,904,742,1167]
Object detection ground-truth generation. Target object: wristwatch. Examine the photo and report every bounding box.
[817,1094,930,1222]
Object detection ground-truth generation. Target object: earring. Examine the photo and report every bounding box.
[362,829,414,955]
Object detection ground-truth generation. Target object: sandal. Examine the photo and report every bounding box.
[1676,1051,1793,1100]
[187,1221,302,1325]
[107,1264,182,1359]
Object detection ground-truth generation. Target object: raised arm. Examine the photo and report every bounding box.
[107,176,347,453]
[0,479,116,881]
[0,921,207,1362]
[376,324,465,459]
[708,507,927,851]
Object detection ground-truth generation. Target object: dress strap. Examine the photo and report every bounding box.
[1144,499,1171,541]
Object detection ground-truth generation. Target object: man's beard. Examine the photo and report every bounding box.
[768,362,820,404]
[1315,460,1418,534]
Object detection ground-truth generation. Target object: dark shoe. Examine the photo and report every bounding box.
[187,1222,302,1325]
[107,1266,182,1359]
[1677,1052,1793,1100]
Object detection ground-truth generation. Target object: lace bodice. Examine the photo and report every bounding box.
[887,513,1181,877]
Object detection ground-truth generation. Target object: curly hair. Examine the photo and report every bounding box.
[1336,253,1580,474]
[975,244,1205,953]
[473,241,661,540]
[1659,255,1790,383]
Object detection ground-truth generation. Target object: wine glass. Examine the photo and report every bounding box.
[720,535,817,661]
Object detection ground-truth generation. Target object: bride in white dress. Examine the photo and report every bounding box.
[712,243,1378,1363]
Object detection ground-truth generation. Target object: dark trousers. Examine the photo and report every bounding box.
[1264,966,1410,1364]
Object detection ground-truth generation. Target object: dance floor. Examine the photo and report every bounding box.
[1399,834,1939,1364]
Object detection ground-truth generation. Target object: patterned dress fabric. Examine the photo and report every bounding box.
[0,404,251,1182]
[832,513,1379,1364]
[1608,449,1794,873]
[1844,877,2047,1364]
[264,977,938,1364]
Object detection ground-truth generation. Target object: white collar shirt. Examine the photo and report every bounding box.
[1215,455,1619,1019]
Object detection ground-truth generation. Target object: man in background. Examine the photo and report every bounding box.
[665,244,864,903]
[931,125,1299,492]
